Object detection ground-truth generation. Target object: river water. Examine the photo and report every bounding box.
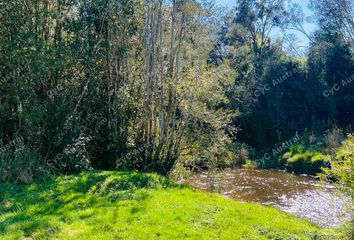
[184,168,352,228]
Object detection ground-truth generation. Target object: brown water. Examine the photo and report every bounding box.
[184,168,352,228]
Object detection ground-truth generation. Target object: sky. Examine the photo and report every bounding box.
[214,0,317,53]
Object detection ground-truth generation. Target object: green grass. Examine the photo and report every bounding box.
[0,171,346,240]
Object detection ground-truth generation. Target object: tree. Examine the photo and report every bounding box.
[310,0,354,45]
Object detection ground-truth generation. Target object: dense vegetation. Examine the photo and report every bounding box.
[0,0,353,239]
[0,0,236,180]
[0,171,349,239]
[0,0,353,181]
[321,133,354,199]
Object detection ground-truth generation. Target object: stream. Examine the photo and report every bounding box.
[184,168,352,228]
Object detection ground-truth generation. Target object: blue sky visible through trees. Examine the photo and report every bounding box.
[214,0,317,49]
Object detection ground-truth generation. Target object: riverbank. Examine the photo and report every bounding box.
[184,168,352,228]
[0,171,349,239]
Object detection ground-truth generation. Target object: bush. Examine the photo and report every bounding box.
[286,153,312,174]
[322,134,354,199]
[47,133,92,174]
[310,153,330,171]
[325,126,344,154]
[289,144,305,154]
[0,146,49,184]
[229,142,254,167]
[285,151,329,175]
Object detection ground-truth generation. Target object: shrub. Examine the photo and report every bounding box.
[0,146,49,184]
[286,153,312,174]
[310,153,330,171]
[285,152,329,175]
[289,144,305,154]
[325,126,344,154]
[229,142,254,167]
[322,134,354,199]
[47,133,92,174]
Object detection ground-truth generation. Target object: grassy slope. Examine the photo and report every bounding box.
[0,171,345,240]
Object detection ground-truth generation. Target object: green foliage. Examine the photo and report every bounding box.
[311,153,331,170]
[0,139,49,184]
[280,133,331,175]
[210,0,354,160]
[289,144,305,154]
[0,0,353,186]
[322,134,354,198]
[0,171,346,239]
[229,142,254,167]
[286,152,311,174]
[0,0,234,177]
[285,151,329,175]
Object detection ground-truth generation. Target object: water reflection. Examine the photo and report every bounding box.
[184,168,352,228]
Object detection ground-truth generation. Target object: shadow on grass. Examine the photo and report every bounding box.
[0,171,183,238]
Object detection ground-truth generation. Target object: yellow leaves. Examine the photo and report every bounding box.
[178,63,234,109]
[175,63,235,140]
[184,1,206,18]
